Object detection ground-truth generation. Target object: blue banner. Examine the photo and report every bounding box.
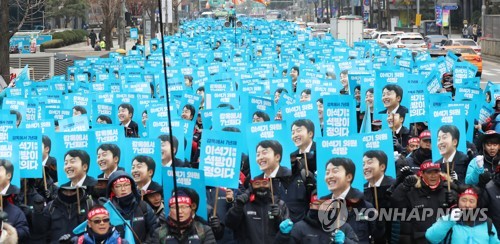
[199,130,242,189]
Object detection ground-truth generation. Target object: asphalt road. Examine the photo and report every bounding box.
[481,58,500,88]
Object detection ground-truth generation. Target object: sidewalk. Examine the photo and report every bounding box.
[44,39,137,59]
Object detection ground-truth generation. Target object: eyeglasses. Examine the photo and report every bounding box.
[113,183,131,190]
[91,218,110,224]
[169,205,191,211]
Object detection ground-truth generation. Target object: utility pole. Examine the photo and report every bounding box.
[351,0,355,15]
[481,0,485,32]
[385,0,390,31]
[118,0,126,49]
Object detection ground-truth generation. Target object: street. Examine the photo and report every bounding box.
[481,58,500,87]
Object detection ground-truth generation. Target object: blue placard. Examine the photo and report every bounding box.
[247,121,293,179]
[199,130,242,189]
[55,131,95,185]
[0,142,21,189]
[8,129,43,178]
[162,167,207,221]
[323,95,357,137]
[58,114,90,132]
[121,138,162,185]
[317,135,360,197]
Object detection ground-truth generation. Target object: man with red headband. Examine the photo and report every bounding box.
[106,171,157,243]
[225,177,289,243]
[148,189,215,243]
[426,186,500,243]
[391,160,458,244]
[66,205,128,244]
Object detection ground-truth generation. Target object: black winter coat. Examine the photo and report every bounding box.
[225,195,289,244]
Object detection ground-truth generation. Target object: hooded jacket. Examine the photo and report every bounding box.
[425,216,500,244]
[106,171,158,243]
[32,187,94,244]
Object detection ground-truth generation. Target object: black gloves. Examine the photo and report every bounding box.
[403,175,417,189]
[445,191,457,207]
[395,166,414,186]
[209,216,222,230]
[478,171,492,188]
[235,193,249,207]
[269,204,280,218]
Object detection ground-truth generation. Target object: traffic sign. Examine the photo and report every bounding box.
[443,5,458,10]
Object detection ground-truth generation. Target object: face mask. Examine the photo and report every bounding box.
[254,188,271,198]
[307,209,319,220]
[91,188,107,199]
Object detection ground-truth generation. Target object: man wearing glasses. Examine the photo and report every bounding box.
[106,172,157,243]
[61,205,127,243]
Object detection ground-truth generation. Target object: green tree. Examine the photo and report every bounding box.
[45,0,88,28]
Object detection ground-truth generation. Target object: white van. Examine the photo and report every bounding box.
[200,12,215,18]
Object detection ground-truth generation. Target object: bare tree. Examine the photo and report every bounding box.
[141,0,158,39]
[88,0,120,50]
[0,0,45,84]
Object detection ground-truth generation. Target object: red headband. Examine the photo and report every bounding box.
[169,196,192,207]
[250,178,270,184]
[310,194,319,203]
[408,137,420,144]
[113,177,131,187]
[87,207,109,220]
[459,188,478,199]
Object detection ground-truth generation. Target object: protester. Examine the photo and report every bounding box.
[65,205,129,244]
[396,130,433,175]
[32,186,95,244]
[275,193,359,243]
[391,160,458,244]
[482,164,500,239]
[425,185,500,243]
[466,130,500,185]
[148,189,215,243]
[225,177,289,243]
[106,172,157,242]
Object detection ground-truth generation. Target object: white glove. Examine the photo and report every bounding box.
[449,208,462,222]
[450,171,458,181]
[394,151,401,161]
[476,155,484,168]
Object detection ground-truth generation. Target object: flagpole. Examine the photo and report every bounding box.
[157,0,181,223]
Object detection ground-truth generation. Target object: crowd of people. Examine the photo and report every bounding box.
[1,17,500,244]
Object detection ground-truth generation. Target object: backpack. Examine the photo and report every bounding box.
[442,218,495,244]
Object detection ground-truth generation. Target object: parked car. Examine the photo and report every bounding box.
[424,35,448,49]
[373,32,399,45]
[443,46,482,77]
[386,34,427,52]
[442,38,481,55]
